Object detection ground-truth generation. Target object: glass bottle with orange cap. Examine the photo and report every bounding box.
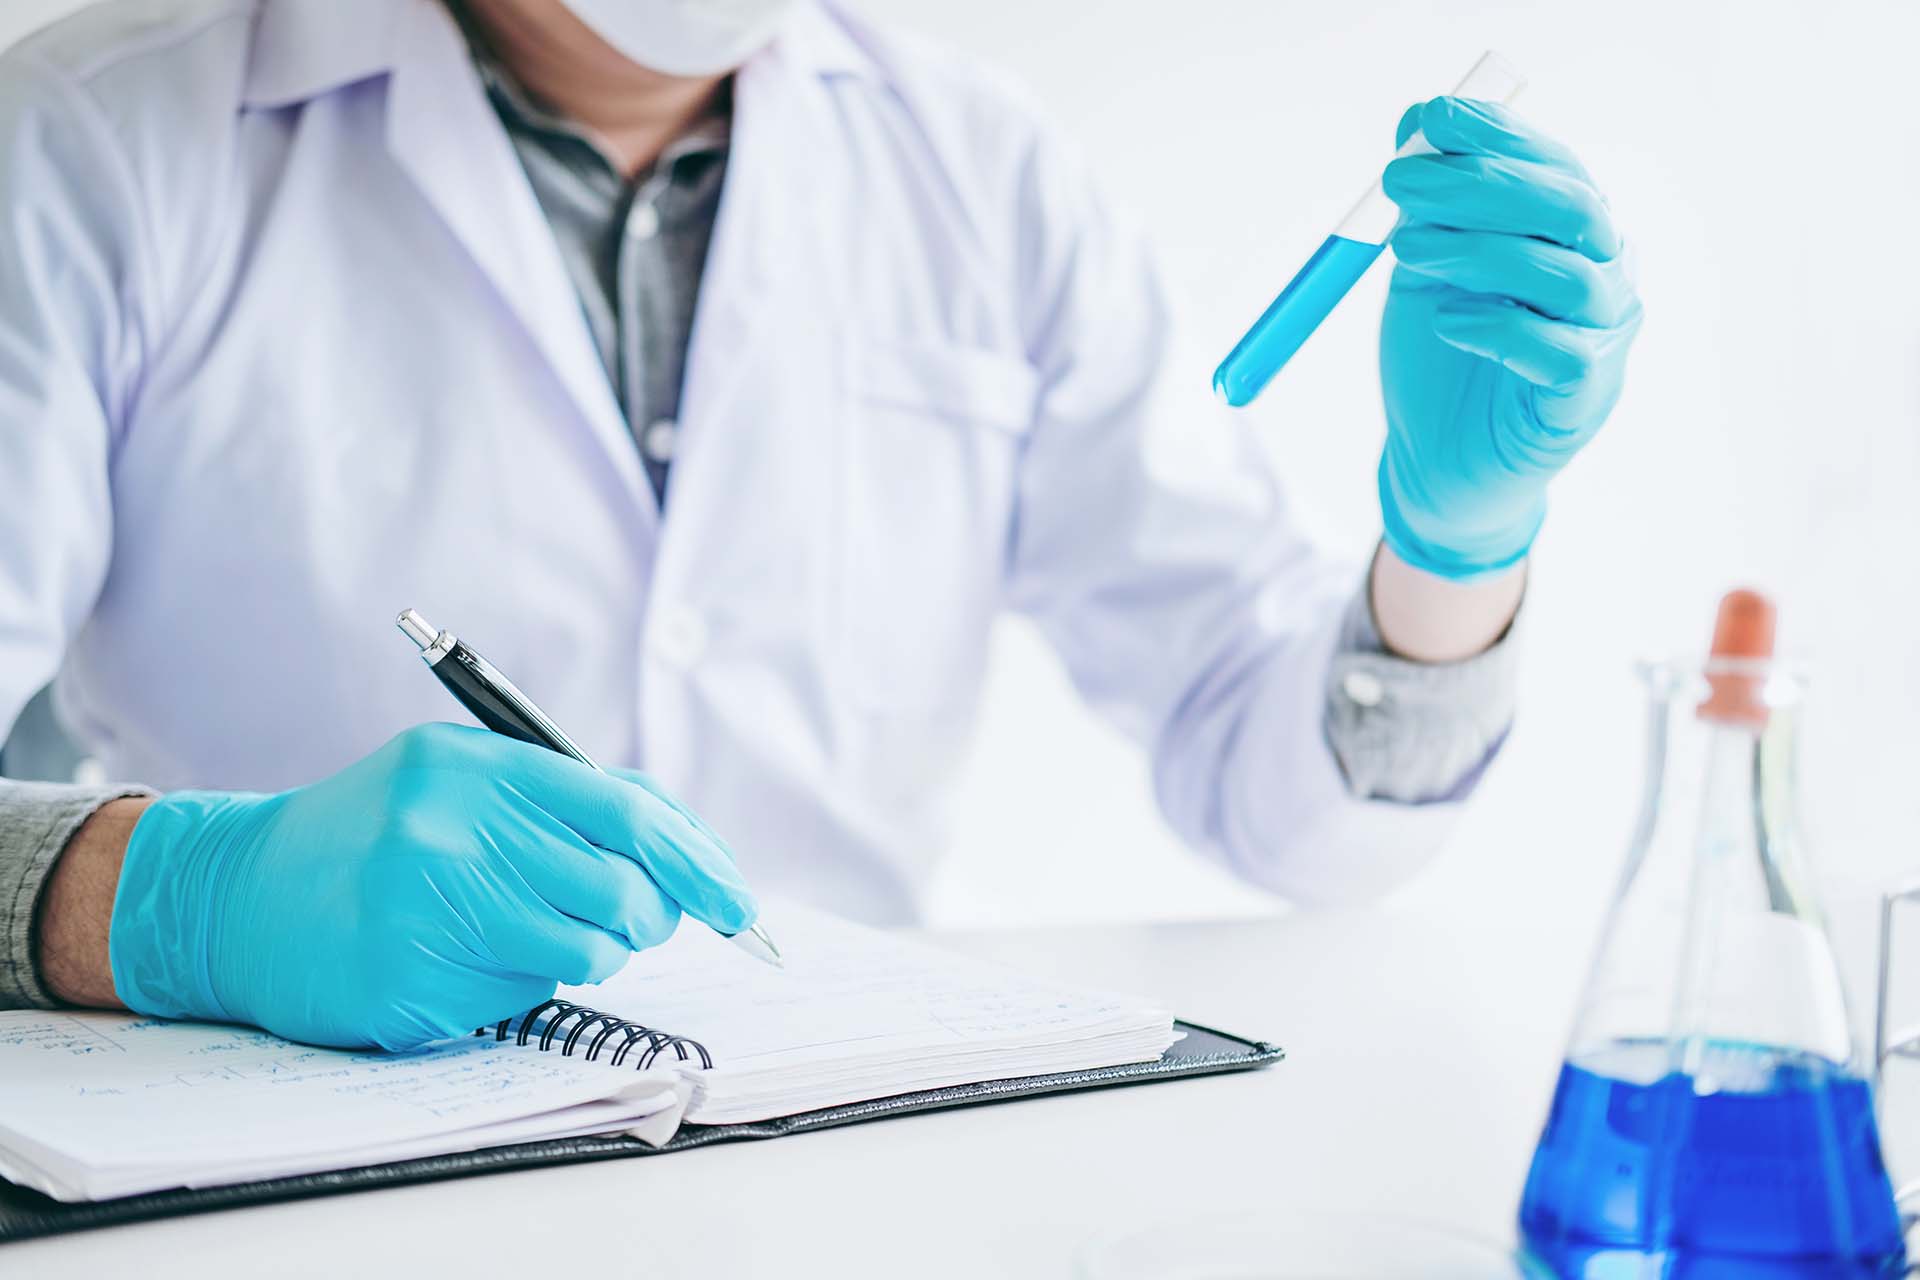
[1516,590,1908,1276]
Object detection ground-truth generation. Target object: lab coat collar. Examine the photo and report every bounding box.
[379,0,654,529]
[643,19,849,614]
[238,0,865,538]
[243,0,404,109]
[773,2,876,81]
[243,0,872,110]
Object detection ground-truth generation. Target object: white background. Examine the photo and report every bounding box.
[3,2,1917,1019]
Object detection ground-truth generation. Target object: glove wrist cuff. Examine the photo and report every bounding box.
[1376,458,1546,582]
[109,791,273,1024]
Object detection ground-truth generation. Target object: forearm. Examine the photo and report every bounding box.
[0,780,150,1009]
[1369,541,1524,663]
[36,796,143,1008]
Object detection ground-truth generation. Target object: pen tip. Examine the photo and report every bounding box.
[730,922,784,968]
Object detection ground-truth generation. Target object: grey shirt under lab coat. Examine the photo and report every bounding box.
[0,49,1518,1010]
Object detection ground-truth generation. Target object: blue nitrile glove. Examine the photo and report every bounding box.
[1378,96,1642,580]
[109,723,756,1050]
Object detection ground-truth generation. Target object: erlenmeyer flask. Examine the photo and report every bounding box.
[1517,590,1908,1277]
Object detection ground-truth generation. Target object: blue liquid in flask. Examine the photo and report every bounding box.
[1212,233,1383,407]
[1519,1040,1908,1278]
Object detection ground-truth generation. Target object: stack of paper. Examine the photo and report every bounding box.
[575,904,1180,1125]
[0,902,1177,1202]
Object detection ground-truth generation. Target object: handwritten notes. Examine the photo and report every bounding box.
[0,1012,683,1201]
[0,1013,650,1119]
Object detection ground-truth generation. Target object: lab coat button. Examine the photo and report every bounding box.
[642,418,677,464]
[1341,671,1385,709]
[654,608,708,668]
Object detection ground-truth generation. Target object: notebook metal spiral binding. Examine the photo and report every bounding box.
[476,999,714,1071]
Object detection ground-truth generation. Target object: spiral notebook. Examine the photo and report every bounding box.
[0,903,1268,1219]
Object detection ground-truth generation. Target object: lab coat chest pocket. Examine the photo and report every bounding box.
[837,339,1039,713]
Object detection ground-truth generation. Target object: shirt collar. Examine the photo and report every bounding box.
[459,15,731,169]
[242,0,873,112]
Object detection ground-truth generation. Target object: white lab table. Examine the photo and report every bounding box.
[5,909,1592,1277]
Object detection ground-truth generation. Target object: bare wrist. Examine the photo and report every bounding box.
[35,796,148,1008]
[1369,541,1526,663]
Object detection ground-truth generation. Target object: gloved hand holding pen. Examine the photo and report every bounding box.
[107,724,757,1051]
[1379,95,1643,580]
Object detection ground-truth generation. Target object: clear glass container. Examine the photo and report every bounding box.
[1517,657,1909,1275]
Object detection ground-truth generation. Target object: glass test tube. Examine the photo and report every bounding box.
[1211,51,1527,408]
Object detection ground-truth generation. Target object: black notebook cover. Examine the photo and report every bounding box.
[0,1019,1280,1243]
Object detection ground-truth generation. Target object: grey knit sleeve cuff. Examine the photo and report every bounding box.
[1,780,155,1009]
[1322,585,1521,804]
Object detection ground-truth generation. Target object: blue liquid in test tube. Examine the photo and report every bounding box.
[1212,51,1526,408]
[1212,235,1383,407]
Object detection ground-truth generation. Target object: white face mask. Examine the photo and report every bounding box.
[559,0,800,77]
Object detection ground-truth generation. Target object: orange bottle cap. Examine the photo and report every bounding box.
[1699,588,1776,728]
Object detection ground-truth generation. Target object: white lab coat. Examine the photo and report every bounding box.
[0,0,1465,923]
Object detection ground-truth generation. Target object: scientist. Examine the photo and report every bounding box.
[0,0,1640,1049]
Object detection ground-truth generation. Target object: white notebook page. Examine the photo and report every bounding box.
[561,903,1178,1123]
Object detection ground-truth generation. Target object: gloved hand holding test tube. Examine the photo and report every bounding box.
[1217,50,1641,582]
[1213,51,1527,407]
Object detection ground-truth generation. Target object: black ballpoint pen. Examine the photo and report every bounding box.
[395,608,783,968]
